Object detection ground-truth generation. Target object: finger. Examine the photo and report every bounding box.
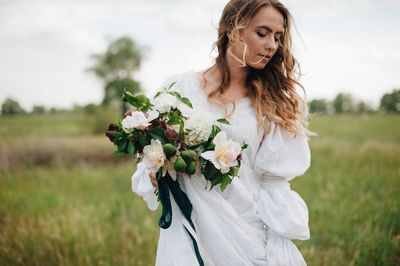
[151,180,158,188]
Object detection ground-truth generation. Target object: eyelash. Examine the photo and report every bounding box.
[257,32,266,37]
[257,32,281,42]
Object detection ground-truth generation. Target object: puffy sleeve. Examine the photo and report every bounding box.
[252,122,311,265]
[253,121,311,181]
[130,73,181,210]
[131,162,159,211]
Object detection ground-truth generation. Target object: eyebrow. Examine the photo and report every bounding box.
[255,25,284,35]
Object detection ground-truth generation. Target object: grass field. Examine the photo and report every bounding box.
[0,114,399,265]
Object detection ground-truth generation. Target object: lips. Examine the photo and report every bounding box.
[258,54,271,60]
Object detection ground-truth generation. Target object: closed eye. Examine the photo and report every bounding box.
[257,32,266,37]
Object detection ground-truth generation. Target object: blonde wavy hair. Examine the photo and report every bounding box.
[202,0,311,136]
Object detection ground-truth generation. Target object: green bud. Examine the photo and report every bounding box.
[163,143,176,157]
[180,150,193,163]
[174,156,187,172]
[187,149,197,158]
[185,161,196,175]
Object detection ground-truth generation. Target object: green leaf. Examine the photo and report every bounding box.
[122,91,152,111]
[114,137,124,146]
[179,120,185,137]
[205,142,215,150]
[122,91,136,104]
[168,109,182,125]
[202,162,220,181]
[210,175,223,190]
[241,143,248,150]
[209,125,221,139]
[137,135,150,151]
[136,94,152,110]
[168,91,182,99]
[229,166,239,177]
[168,115,181,125]
[107,131,123,138]
[216,118,230,125]
[220,175,232,192]
[117,139,128,153]
[166,81,177,90]
[180,97,193,108]
[149,127,167,144]
[154,90,164,98]
[127,140,136,155]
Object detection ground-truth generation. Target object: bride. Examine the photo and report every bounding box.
[132,0,312,265]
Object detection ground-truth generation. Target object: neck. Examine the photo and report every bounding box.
[210,49,249,88]
[225,47,249,86]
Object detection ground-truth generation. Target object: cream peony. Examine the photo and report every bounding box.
[121,110,159,132]
[201,132,241,173]
[152,93,178,113]
[176,102,193,117]
[142,139,166,171]
[185,111,213,144]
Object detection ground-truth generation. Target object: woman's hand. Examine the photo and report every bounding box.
[149,171,158,189]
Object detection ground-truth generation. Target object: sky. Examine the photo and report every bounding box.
[0,0,399,111]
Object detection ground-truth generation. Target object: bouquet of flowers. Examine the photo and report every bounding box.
[106,83,247,265]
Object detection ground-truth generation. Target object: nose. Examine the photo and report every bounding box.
[264,35,277,53]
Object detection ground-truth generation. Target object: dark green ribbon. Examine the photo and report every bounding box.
[157,173,204,266]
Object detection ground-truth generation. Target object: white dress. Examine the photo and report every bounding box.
[132,70,311,266]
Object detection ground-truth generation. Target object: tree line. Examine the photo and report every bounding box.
[308,90,400,114]
[2,89,399,116]
[1,36,399,116]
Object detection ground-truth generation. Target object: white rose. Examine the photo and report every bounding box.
[201,132,241,173]
[122,110,159,132]
[142,139,166,171]
[152,93,178,113]
[185,112,213,143]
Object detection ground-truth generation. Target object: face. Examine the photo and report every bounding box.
[229,5,284,70]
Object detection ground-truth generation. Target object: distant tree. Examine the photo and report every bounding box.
[1,98,26,115]
[380,89,400,113]
[354,101,374,114]
[49,107,64,114]
[103,78,140,114]
[333,93,354,113]
[83,103,98,115]
[32,105,46,114]
[87,36,145,114]
[308,99,328,114]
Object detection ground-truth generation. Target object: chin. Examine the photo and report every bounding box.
[248,63,266,70]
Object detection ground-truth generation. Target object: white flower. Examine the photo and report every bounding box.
[152,93,178,113]
[201,132,241,173]
[176,102,193,117]
[185,112,213,144]
[142,139,166,172]
[121,110,159,132]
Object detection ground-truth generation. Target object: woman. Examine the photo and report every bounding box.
[132,0,312,265]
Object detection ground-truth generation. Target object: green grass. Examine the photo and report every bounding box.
[0,164,160,266]
[292,114,400,266]
[0,114,399,265]
[0,113,91,138]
